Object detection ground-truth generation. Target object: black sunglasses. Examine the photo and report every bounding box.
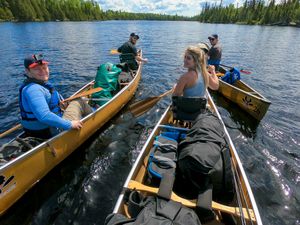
[209,38,215,41]
[33,54,44,64]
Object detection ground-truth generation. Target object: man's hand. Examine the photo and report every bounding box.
[71,120,83,130]
[59,101,68,111]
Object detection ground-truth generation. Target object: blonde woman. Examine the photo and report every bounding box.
[173,46,219,97]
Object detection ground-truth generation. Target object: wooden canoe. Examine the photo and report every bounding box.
[0,52,143,216]
[112,91,263,225]
[214,67,271,121]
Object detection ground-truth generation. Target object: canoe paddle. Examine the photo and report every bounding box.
[0,87,103,139]
[128,180,256,222]
[128,89,173,117]
[61,87,103,103]
[0,124,22,139]
[110,49,120,55]
[220,64,251,74]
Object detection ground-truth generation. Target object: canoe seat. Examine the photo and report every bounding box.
[119,53,138,70]
[172,96,207,121]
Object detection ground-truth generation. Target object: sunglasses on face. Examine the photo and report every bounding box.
[184,55,193,60]
[209,38,215,41]
[33,54,44,64]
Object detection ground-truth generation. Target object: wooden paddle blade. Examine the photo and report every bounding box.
[216,73,224,77]
[129,97,160,117]
[0,124,22,139]
[62,87,103,103]
[110,49,120,55]
[128,180,256,222]
[129,89,173,117]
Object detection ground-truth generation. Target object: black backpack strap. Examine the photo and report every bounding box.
[156,197,182,220]
[195,183,215,222]
[127,190,144,218]
[158,172,175,200]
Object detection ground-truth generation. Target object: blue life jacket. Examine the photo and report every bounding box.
[221,68,241,84]
[208,59,221,66]
[19,82,63,122]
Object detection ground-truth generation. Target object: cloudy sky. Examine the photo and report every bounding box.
[96,0,241,17]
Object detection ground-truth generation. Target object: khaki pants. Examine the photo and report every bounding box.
[63,98,93,121]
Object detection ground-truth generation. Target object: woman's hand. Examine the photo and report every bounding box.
[207,65,219,90]
[207,65,216,74]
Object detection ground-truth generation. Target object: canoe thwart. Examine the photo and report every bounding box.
[127,180,256,222]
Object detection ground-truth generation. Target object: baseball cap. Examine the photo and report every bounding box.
[208,34,218,40]
[130,33,139,39]
[24,54,48,69]
[197,43,210,53]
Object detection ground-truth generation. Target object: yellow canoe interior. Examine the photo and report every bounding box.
[113,93,262,225]
[0,59,143,216]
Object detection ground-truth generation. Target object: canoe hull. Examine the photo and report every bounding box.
[217,79,271,120]
[0,62,142,216]
[113,92,262,225]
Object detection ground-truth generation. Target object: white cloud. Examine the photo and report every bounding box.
[96,0,232,17]
[96,0,252,17]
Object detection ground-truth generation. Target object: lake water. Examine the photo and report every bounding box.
[0,21,299,225]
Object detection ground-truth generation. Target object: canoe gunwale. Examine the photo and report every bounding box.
[208,93,263,225]
[219,79,271,104]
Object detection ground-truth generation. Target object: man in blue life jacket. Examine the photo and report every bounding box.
[207,34,222,71]
[19,54,93,139]
[117,33,148,69]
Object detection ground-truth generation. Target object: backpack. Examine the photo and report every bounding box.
[176,111,234,204]
[91,63,122,106]
[146,135,178,186]
[221,68,240,84]
[105,192,201,225]
[146,126,187,186]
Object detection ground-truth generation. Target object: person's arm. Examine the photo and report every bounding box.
[135,55,148,63]
[207,65,219,90]
[134,47,148,62]
[173,75,187,96]
[25,85,72,130]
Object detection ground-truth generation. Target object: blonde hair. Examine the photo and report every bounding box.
[185,46,209,88]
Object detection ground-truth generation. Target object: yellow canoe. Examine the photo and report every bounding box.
[0,54,143,216]
[111,91,263,225]
[215,67,271,121]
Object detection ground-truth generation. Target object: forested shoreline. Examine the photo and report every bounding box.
[197,0,300,26]
[0,0,299,27]
[0,0,190,21]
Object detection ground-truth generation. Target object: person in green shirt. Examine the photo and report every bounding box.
[118,33,148,69]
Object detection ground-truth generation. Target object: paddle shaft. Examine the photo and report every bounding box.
[129,89,173,117]
[128,180,256,222]
[61,87,102,103]
[0,87,102,139]
[0,124,22,138]
[219,64,251,74]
